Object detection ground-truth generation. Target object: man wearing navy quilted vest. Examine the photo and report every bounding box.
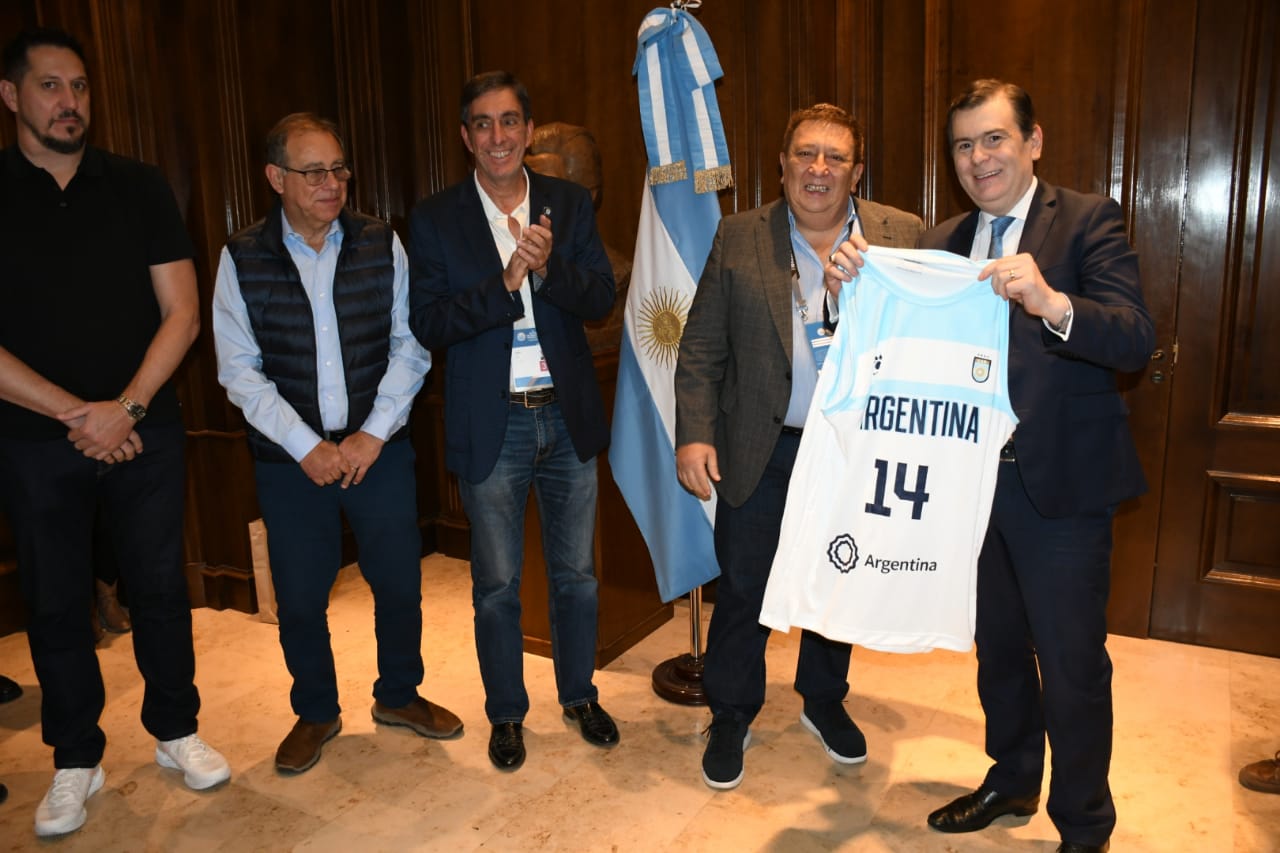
[213,112,461,775]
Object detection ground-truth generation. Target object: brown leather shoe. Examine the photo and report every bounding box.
[275,717,341,773]
[1239,751,1280,794]
[371,697,463,739]
[95,580,131,633]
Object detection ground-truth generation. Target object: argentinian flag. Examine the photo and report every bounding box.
[610,7,728,602]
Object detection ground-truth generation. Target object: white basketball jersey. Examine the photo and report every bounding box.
[759,247,1017,653]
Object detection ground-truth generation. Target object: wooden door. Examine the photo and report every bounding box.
[896,0,1279,652]
[1143,0,1280,656]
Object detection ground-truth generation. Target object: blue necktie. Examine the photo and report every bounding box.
[988,215,1015,259]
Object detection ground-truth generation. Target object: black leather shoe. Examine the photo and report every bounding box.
[1057,843,1109,853]
[488,722,525,770]
[563,701,619,747]
[927,785,1040,833]
[0,675,21,704]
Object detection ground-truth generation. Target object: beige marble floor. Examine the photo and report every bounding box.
[0,554,1276,852]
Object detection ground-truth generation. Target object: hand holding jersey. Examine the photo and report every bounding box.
[978,252,1073,330]
[824,231,870,300]
[760,246,1016,653]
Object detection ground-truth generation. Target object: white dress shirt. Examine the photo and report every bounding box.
[969,177,1073,340]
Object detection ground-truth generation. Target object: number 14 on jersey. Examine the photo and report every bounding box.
[864,458,930,520]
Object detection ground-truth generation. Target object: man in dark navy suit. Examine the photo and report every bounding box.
[408,71,617,772]
[918,80,1154,853]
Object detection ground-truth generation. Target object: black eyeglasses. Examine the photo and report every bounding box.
[275,164,353,186]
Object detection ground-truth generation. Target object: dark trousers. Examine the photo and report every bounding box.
[253,438,423,722]
[0,422,199,768]
[977,461,1116,846]
[93,507,121,586]
[703,432,851,722]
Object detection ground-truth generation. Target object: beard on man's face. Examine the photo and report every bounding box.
[39,130,86,154]
[24,110,87,155]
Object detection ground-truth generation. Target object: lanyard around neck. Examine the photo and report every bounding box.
[790,212,857,324]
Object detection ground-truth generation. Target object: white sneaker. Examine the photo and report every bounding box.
[155,734,231,790]
[35,765,105,836]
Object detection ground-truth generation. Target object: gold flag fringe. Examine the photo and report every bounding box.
[694,163,733,193]
[648,160,689,186]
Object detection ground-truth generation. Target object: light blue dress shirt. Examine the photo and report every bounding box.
[784,199,859,427]
[212,210,431,462]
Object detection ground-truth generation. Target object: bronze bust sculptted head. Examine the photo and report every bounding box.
[525,122,631,351]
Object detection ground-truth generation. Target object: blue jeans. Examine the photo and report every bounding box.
[459,402,600,724]
[0,422,199,768]
[254,438,424,722]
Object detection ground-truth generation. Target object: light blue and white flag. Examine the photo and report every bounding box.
[610,7,729,602]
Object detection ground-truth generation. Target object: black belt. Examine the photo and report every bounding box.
[324,429,352,442]
[781,425,804,437]
[510,387,557,408]
[999,439,1016,462]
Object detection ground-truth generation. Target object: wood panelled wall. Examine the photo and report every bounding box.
[2,0,1277,654]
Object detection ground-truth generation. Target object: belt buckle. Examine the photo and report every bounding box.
[519,388,553,408]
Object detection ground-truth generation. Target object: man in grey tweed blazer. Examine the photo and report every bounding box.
[675,104,922,791]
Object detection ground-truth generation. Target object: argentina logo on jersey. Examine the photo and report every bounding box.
[972,355,992,383]
[827,533,859,574]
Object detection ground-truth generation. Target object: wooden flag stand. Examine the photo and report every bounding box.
[651,586,707,704]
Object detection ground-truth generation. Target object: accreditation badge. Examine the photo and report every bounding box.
[806,320,834,372]
[512,328,553,390]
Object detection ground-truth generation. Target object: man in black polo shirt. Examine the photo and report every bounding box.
[0,27,229,837]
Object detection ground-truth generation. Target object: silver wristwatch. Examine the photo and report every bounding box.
[116,394,147,422]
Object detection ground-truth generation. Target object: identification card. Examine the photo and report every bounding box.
[806,320,833,372]
[512,328,553,389]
